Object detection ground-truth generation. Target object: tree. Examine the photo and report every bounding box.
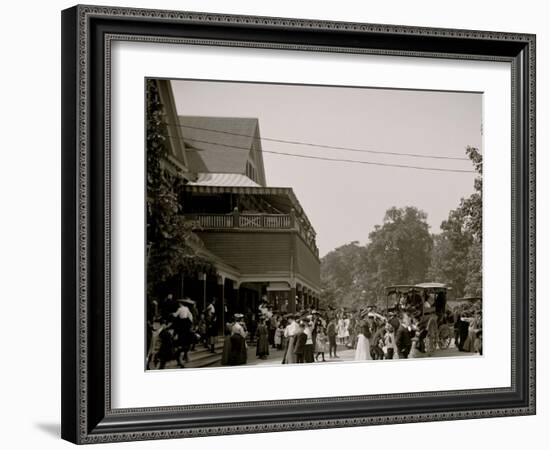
[364,206,433,305]
[320,242,368,309]
[460,146,483,243]
[146,80,215,301]
[427,209,473,297]
[428,146,482,298]
[461,147,483,296]
[464,241,482,297]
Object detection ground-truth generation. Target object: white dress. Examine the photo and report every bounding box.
[354,333,372,360]
[337,319,349,339]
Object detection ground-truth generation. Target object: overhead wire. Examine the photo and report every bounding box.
[166,123,470,161]
[165,134,476,174]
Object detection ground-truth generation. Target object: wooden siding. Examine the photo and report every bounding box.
[294,235,322,288]
[197,230,321,291]
[197,231,292,275]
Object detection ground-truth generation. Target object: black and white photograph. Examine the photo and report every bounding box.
[0,0,543,446]
[145,78,483,370]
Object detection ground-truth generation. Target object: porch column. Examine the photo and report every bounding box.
[217,275,225,334]
[232,280,240,317]
[289,282,296,313]
[199,272,207,312]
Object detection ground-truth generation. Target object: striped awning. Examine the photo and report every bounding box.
[188,173,261,187]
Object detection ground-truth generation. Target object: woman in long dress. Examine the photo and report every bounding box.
[462,312,482,352]
[221,320,233,366]
[282,316,299,364]
[255,319,270,359]
[303,321,315,363]
[354,320,372,361]
[227,315,248,365]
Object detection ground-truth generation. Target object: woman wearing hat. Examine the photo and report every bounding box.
[425,309,439,356]
[354,311,372,361]
[281,314,300,364]
[255,318,270,360]
[303,320,315,363]
[227,313,248,365]
[220,319,233,366]
[462,311,482,353]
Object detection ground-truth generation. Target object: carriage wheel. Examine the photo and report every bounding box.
[438,324,452,349]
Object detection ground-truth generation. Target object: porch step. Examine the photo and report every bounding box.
[184,341,224,369]
[185,352,222,369]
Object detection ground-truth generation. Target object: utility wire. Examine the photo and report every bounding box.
[165,135,476,174]
[166,123,470,161]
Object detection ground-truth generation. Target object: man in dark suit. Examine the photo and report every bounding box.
[293,322,307,363]
[395,314,412,359]
[389,310,401,332]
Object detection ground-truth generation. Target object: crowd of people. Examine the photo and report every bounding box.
[146,294,483,369]
[217,298,483,366]
[146,294,218,369]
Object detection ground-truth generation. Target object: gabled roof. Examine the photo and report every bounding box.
[179,116,259,174]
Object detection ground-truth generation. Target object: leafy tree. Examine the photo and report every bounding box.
[464,241,482,297]
[146,80,215,301]
[460,146,483,243]
[428,146,482,298]
[427,209,473,297]
[364,206,433,305]
[320,242,368,309]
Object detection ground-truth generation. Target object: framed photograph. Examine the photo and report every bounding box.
[61,5,536,444]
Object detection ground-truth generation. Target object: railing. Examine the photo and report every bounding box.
[239,214,291,229]
[194,214,234,228]
[185,212,319,257]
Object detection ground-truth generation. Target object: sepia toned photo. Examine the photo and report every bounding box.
[145,78,483,370]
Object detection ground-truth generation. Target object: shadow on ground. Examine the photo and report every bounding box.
[35,422,60,438]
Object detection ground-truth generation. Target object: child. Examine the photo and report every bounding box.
[315,326,328,362]
[147,318,172,370]
[194,314,207,350]
[372,337,385,360]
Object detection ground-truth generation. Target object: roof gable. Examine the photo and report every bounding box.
[179,116,259,174]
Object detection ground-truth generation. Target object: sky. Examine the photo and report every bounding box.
[171,79,482,257]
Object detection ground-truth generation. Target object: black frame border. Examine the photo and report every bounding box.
[61,4,536,444]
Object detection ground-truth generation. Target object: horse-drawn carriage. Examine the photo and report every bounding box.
[384,282,454,350]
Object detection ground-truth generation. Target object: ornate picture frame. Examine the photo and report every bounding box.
[61,5,536,444]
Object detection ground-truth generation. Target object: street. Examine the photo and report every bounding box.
[211,340,469,368]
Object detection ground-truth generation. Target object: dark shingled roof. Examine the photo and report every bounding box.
[179,116,259,174]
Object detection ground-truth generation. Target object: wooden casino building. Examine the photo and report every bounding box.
[155,80,321,321]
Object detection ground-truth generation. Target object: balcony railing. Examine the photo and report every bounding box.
[194,214,234,229]
[185,212,318,257]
